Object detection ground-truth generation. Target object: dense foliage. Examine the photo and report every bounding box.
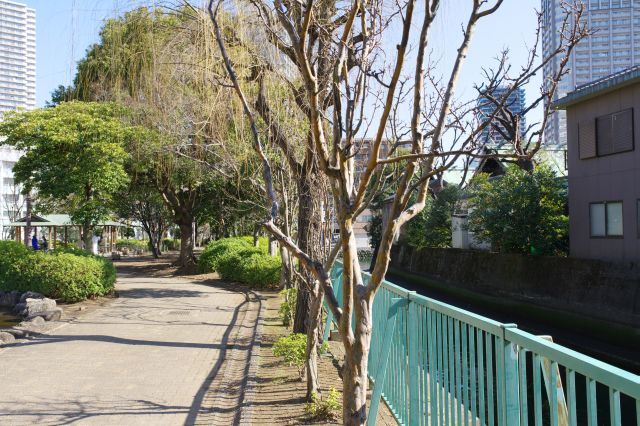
[405,185,460,249]
[115,239,149,251]
[198,237,280,288]
[305,388,342,421]
[279,288,297,328]
[272,333,307,377]
[0,102,141,235]
[0,241,116,302]
[467,166,568,256]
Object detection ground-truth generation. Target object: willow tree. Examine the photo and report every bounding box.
[72,7,255,266]
[211,0,587,423]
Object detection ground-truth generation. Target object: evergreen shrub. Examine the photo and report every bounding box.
[198,236,280,288]
[115,239,149,251]
[0,241,116,302]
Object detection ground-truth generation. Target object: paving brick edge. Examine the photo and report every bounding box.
[237,291,265,425]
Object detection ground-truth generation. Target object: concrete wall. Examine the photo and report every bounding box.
[566,84,640,261]
[391,245,640,328]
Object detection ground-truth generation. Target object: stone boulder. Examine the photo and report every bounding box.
[0,331,16,345]
[19,291,44,303]
[15,298,57,318]
[0,291,22,307]
[27,308,63,322]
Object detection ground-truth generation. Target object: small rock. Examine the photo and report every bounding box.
[29,316,46,326]
[19,291,44,303]
[0,328,27,339]
[78,306,87,311]
[0,331,16,345]
[19,316,45,329]
[39,308,62,322]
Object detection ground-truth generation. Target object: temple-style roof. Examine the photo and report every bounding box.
[9,214,123,227]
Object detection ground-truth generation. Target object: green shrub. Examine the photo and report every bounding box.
[116,239,149,251]
[279,288,297,328]
[198,237,280,288]
[198,238,252,273]
[232,251,281,289]
[162,238,180,251]
[305,388,341,421]
[0,241,116,302]
[272,333,307,377]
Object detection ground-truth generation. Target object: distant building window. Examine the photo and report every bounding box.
[590,201,623,238]
[579,109,634,159]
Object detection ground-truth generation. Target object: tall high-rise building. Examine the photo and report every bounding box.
[476,86,527,147]
[0,0,35,239]
[542,0,640,147]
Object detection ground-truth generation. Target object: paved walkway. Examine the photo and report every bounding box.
[0,261,261,425]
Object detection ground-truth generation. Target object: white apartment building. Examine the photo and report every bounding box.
[0,0,35,239]
[543,0,640,147]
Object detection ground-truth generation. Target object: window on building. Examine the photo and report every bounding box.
[580,109,634,159]
[590,201,624,238]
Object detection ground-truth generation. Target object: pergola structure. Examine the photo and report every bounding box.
[10,214,124,253]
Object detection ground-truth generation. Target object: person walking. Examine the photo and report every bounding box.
[42,236,48,252]
[31,234,39,250]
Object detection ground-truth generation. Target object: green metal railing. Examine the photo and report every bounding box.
[324,262,640,426]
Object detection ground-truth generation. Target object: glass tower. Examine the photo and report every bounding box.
[0,0,35,238]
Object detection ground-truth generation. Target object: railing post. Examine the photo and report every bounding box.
[501,324,520,425]
[323,266,343,343]
[368,297,406,426]
[407,292,420,426]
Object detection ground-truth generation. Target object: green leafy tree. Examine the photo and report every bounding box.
[113,174,172,259]
[405,185,460,249]
[467,166,568,256]
[0,101,140,248]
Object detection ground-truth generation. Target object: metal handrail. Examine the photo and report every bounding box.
[325,262,640,426]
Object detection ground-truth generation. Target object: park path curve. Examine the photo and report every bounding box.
[0,259,261,425]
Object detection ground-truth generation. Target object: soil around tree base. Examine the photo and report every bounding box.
[246,291,398,425]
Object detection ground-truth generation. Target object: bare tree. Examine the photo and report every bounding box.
[209,0,587,423]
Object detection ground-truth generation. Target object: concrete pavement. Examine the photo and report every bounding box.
[0,261,260,425]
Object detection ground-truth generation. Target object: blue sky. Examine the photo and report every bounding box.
[22,0,543,113]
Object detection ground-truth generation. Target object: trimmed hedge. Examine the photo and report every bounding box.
[0,241,116,302]
[116,239,149,251]
[198,237,280,289]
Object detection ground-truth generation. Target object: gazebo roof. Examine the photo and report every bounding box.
[9,214,124,228]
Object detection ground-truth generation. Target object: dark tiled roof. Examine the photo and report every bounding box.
[553,66,640,109]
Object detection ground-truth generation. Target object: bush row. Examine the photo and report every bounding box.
[116,239,149,251]
[0,241,116,303]
[198,237,280,289]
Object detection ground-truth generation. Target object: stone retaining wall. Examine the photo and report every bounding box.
[391,245,640,328]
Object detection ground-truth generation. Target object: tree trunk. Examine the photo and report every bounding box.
[280,246,294,289]
[342,305,372,426]
[176,218,196,267]
[82,225,93,252]
[293,168,325,399]
[253,223,260,247]
[305,282,324,399]
[293,176,316,333]
[342,240,371,425]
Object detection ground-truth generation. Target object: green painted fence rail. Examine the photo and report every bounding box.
[324,262,640,425]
